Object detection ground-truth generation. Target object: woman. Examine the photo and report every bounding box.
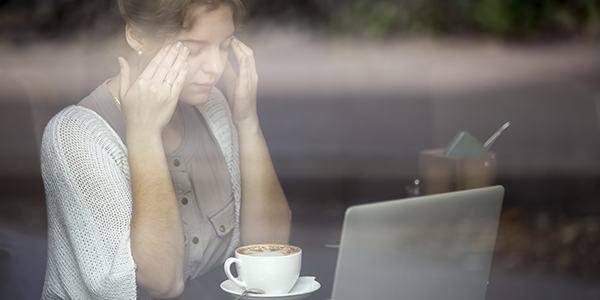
[40,0,291,299]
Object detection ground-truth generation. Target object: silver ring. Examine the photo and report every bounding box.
[164,79,173,86]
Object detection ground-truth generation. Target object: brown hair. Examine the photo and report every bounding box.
[118,0,245,40]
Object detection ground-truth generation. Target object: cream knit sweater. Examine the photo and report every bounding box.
[40,89,241,299]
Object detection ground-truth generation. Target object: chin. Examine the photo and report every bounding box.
[179,92,211,106]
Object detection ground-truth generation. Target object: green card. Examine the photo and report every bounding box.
[443,131,487,157]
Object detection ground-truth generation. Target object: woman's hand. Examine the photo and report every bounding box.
[224,38,258,127]
[118,42,189,298]
[118,42,189,135]
[225,38,291,245]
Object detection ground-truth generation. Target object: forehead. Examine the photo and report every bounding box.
[178,4,235,41]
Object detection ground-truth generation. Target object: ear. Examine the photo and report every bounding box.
[125,24,147,53]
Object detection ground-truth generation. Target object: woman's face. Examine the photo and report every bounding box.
[165,4,235,105]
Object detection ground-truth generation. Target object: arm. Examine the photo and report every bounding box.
[126,129,185,299]
[41,108,140,299]
[225,38,291,245]
[117,43,189,298]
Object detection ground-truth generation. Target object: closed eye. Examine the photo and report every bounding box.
[188,49,203,57]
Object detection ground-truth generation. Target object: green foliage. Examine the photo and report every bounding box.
[321,0,600,38]
[473,0,573,35]
[329,0,403,37]
[474,0,513,33]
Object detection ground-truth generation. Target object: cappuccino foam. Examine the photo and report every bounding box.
[237,244,300,257]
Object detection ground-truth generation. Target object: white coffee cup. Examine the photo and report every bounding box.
[224,244,302,295]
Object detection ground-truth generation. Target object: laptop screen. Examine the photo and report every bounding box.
[330,186,504,300]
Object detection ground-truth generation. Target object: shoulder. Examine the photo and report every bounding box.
[46,105,110,130]
[42,106,127,163]
[44,106,122,145]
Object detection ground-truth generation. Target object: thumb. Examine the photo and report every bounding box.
[117,57,131,100]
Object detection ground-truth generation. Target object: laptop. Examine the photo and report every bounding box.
[329,185,504,300]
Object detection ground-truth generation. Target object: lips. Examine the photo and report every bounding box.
[192,82,214,92]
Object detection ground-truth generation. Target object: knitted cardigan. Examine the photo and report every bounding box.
[40,89,241,300]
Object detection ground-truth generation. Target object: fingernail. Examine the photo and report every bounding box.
[164,44,172,52]
[174,41,183,50]
[232,38,238,46]
[183,62,189,70]
[182,46,189,56]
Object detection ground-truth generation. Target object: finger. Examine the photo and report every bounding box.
[153,41,185,83]
[230,37,246,66]
[138,44,171,80]
[230,39,253,84]
[232,38,258,79]
[118,57,131,100]
[163,45,189,87]
[236,55,249,100]
[170,61,189,100]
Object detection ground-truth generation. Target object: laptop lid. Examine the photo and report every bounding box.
[330,186,504,300]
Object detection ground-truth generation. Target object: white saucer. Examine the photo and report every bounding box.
[220,276,321,300]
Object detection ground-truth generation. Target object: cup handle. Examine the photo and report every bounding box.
[224,257,246,288]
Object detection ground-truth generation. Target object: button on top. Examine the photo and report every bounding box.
[173,159,180,167]
[219,225,226,233]
[181,197,188,205]
[192,237,199,244]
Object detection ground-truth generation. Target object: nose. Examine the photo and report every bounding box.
[201,47,225,75]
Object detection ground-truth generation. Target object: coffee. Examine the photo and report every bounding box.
[224,244,302,295]
[237,244,300,257]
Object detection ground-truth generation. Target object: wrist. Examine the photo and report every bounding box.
[126,128,164,149]
[234,117,261,135]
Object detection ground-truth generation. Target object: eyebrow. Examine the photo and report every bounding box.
[180,33,234,45]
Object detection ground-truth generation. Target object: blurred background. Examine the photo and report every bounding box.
[1,0,600,299]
